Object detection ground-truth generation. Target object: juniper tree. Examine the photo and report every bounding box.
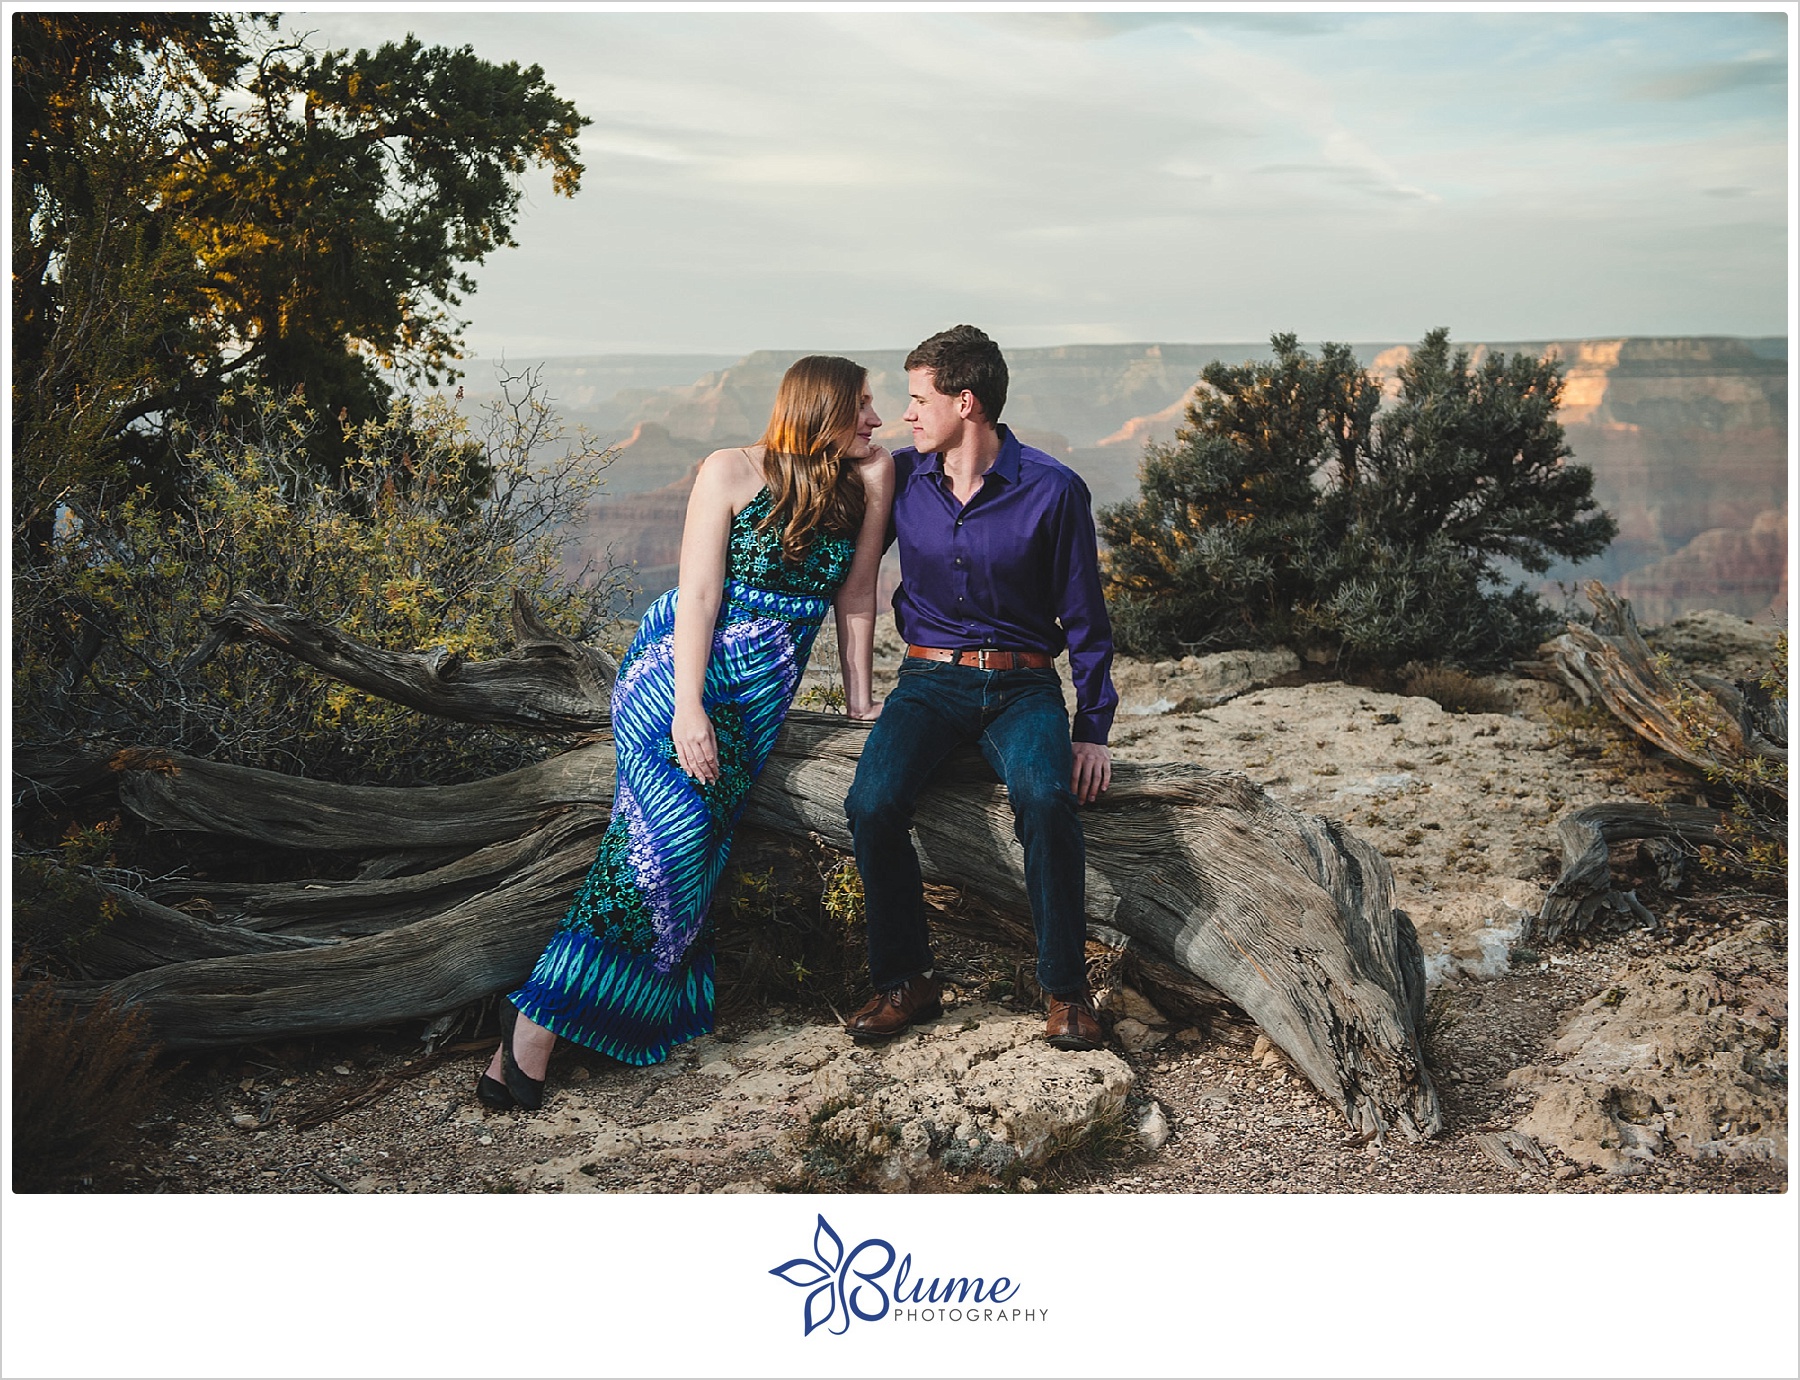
[1098,329,1616,670]
[12,14,590,534]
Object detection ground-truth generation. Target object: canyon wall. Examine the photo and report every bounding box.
[510,337,1785,625]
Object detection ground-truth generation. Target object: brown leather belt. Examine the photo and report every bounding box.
[905,644,1054,671]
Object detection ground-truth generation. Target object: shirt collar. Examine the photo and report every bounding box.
[916,425,1022,488]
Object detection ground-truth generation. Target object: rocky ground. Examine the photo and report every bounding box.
[89,613,1786,1195]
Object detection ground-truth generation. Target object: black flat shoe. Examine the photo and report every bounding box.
[475,1072,515,1111]
[497,1001,545,1112]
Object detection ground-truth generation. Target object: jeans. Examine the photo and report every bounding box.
[845,657,1088,996]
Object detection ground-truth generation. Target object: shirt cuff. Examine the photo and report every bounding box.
[1072,710,1113,746]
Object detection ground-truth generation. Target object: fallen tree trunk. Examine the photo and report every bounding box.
[27,592,1443,1139]
[1534,802,1729,943]
[44,729,1440,1138]
[182,589,619,733]
[1538,582,1786,795]
[71,829,602,1052]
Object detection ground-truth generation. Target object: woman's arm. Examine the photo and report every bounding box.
[670,449,760,782]
[833,447,895,721]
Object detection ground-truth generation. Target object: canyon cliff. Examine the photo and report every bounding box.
[501,337,1784,624]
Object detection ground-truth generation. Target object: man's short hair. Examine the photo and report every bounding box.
[905,325,1008,425]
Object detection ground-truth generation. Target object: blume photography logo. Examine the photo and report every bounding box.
[768,1214,1042,1336]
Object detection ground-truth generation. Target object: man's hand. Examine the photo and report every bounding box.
[1070,741,1112,805]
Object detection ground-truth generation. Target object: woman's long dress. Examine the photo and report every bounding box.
[508,489,854,1065]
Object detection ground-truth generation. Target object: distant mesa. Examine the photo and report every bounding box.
[526,336,1785,621]
[1093,396,1190,450]
[600,422,714,498]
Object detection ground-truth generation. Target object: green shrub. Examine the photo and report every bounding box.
[1100,330,1616,672]
[12,379,628,787]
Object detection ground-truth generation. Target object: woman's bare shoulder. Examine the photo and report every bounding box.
[694,446,767,507]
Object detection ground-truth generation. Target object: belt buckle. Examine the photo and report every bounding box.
[975,648,996,670]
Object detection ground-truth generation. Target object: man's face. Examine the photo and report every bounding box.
[903,368,969,454]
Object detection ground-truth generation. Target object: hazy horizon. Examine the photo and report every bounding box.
[482,331,1789,364]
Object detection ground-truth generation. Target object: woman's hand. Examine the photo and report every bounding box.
[848,698,883,721]
[672,700,720,783]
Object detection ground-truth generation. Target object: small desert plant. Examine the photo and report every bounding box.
[13,374,628,788]
[11,851,124,971]
[1033,1106,1142,1188]
[712,841,869,1018]
[1672,632,1788,883]
[1401,664,1515,716]
[12,958,174,1191]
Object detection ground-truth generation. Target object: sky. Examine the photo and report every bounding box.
[290,8,1789,357]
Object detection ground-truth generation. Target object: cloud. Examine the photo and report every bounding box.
[1627,57,1786,101]
[979,12,1346,41]
[1251,163,1437,203]
[289,10,1788,353]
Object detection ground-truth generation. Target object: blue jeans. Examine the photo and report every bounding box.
[845,658,1088,997]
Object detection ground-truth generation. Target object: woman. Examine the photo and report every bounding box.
[480,356,892,1109]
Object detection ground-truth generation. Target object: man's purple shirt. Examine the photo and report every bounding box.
[885,426,1119,745]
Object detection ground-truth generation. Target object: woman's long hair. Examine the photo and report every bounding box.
[757,355,868,563]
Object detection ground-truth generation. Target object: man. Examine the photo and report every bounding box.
[843,325,1118,1050]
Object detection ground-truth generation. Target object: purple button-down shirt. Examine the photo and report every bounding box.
[887,426,1118,745]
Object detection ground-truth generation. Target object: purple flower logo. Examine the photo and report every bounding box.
[768,1214,896,1336]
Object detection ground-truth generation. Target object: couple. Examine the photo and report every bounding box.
[480,326,1118,1112]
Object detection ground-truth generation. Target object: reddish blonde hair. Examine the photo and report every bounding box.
[757,355,868,563]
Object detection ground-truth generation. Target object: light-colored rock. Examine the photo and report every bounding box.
[1103,983,1168,1024]
[1136,1101,1172,1152]
[1111,648,1301,714]
[523,1008,1134,1191]
[1646,606,1786,681]
[953,1038,1134,1165]
[1112,1018,1167,1053]
[1413,886,1538,986]
[1511,923,1787,1174]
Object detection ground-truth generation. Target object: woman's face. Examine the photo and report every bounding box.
[839,381,881,458]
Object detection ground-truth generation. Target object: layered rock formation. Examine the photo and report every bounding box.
[568,462,696,607]
[540,337,1784,620]
[1618,508,1787,624]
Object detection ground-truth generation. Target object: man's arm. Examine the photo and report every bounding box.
[1050,479,1118,804]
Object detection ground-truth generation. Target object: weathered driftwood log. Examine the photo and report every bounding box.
[182,589,619,732]
[1539,582,1786,795]
[24,879,332,981]
[78,827,603,1055]
[1534,802,1728,943]
[29,591,1442,1138]
[748,721,1436,1138]
[146,808,608,938]
[44,728,1439,1138]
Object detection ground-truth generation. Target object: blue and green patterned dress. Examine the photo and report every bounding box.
[508,488,854,1065]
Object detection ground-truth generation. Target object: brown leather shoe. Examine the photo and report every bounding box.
[1045,988,1102,1051]
[844,975,943,1042]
